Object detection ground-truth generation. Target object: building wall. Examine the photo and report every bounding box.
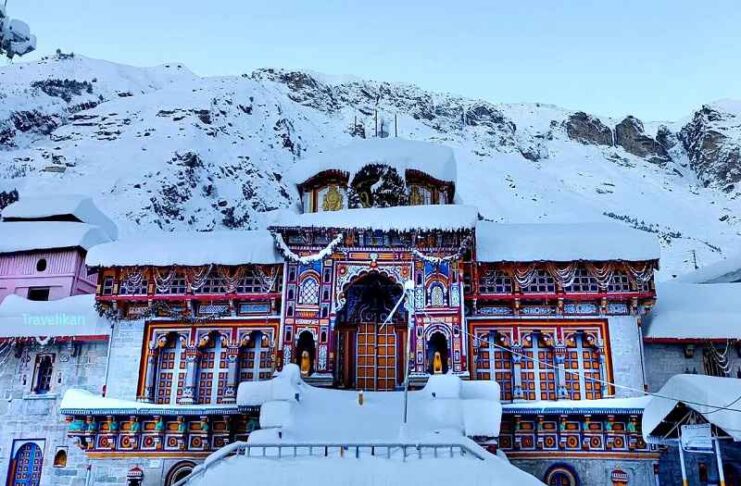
[656,443,741,486]
[644,343,741,392]
[0,249,96,303]
[607,316,647,397]
[0,340,108,486]
[512,457,658,486]
[105,320,146,400]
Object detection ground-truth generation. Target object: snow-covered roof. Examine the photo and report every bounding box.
[288,138,457,186]
[0,221,110,254]
[644,282,741,341]
[642,374,741,442]
[475,221,660,263]
[2,195,118,239]
[677,250,741,284]
[0,294,109,339]
[273,205,479,232]
[86,230,283,267]
[503,396,650,414]
[60,388,240,415]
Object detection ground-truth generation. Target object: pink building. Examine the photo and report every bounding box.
[0,195,116,303]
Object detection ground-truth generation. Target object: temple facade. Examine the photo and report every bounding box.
[42,139,672,485]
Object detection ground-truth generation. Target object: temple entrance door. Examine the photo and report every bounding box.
[355,322,397,391]
[336,272,406,391]
[8,442,43,486]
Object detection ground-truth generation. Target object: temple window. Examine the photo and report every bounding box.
[237,274,262,293]
[564,332,603,400]
[155,336,186,404]
[476,332,513,401]
[479,271,513,294]
[33,354,54,393]
[27,286,50,301]
[429,284,446,307]
[120,279,148,296]
[101,276,115,295]
[298,277,320,305]
[521,334,556,400]
[155,273,187,295]
[196,276,227,294]
[565,268,599,293]
[197,335,229,404]
[607,272,631,293]
[522,270,556,294]
[239,331,273,381]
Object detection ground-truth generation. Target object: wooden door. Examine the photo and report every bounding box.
[355,322,397,391]
[10,443,43,486]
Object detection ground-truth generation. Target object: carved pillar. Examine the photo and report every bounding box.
[511,345,524,401]
[223,346,240,404]
[598,346,609,396]
[181,347,201,404]
[141,347,158,402]
[554,345,569,399]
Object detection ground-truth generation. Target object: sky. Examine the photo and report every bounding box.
[8,0,741,121]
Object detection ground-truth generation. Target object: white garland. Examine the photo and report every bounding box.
[412,236,472,263]
[273,232,344,264]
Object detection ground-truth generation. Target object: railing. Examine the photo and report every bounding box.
[174,441,488,486]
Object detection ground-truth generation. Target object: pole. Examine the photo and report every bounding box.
[715,438,726,486]
[402,286,413,426]
[678,441,689,486]
[101,322,114,396]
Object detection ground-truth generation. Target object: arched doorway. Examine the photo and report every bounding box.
[427,332,449,374]
[296,331,316,376]
[8,442,43,486]
[335,272,406,390]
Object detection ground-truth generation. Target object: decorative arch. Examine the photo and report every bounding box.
[165,461,196,486]
[296,330,316,376]
[9,441,43,486]
[544,463,580,486]
[335,264,410,311]
[154,332,188,404]
[196,330,230,404]
[298,274,320,305]
[427,331,449,374]
[239,330,274,382]
[427,282,447,307]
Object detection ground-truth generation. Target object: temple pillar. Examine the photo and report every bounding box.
[554,345,569,399]
[180,347,201,404]
[141,347,158,402]
[223,346,240,404]
[511,345,524,400]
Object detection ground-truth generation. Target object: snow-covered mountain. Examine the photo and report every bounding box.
[1,53,740,278]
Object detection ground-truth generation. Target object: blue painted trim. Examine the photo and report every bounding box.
[502,406,644,415]
[60,406,257,416]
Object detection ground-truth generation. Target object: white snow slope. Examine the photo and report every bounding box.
[2,53,741,278]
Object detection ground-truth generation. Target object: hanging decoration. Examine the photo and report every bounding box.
[153,268,176,294]
[512,264,538,288]
[585,262,616,287]
[273,231,344,264]
[626,262,654,284]
[186,265,212,292]
[411,235,472,263]
[217,266,246,293]
[254,267,280,293]
[545,263,578,288]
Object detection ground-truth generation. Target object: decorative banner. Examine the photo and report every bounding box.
[273,231,344,264]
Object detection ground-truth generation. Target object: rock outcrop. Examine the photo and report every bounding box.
[614,116,670,165]
[565,112,613,146]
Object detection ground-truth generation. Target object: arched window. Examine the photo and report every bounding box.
[544,464,579,486]
[298,277,320,305]
[429,284,445,307]
[155,335,186,404]
[53,448,67,468]
[197,334,229,404]
[521,333,556,400]
[239,331,273,382]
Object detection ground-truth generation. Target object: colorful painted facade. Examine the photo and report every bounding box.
[51,139,673,485]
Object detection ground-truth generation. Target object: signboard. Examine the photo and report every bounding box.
[681,424,713,452]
